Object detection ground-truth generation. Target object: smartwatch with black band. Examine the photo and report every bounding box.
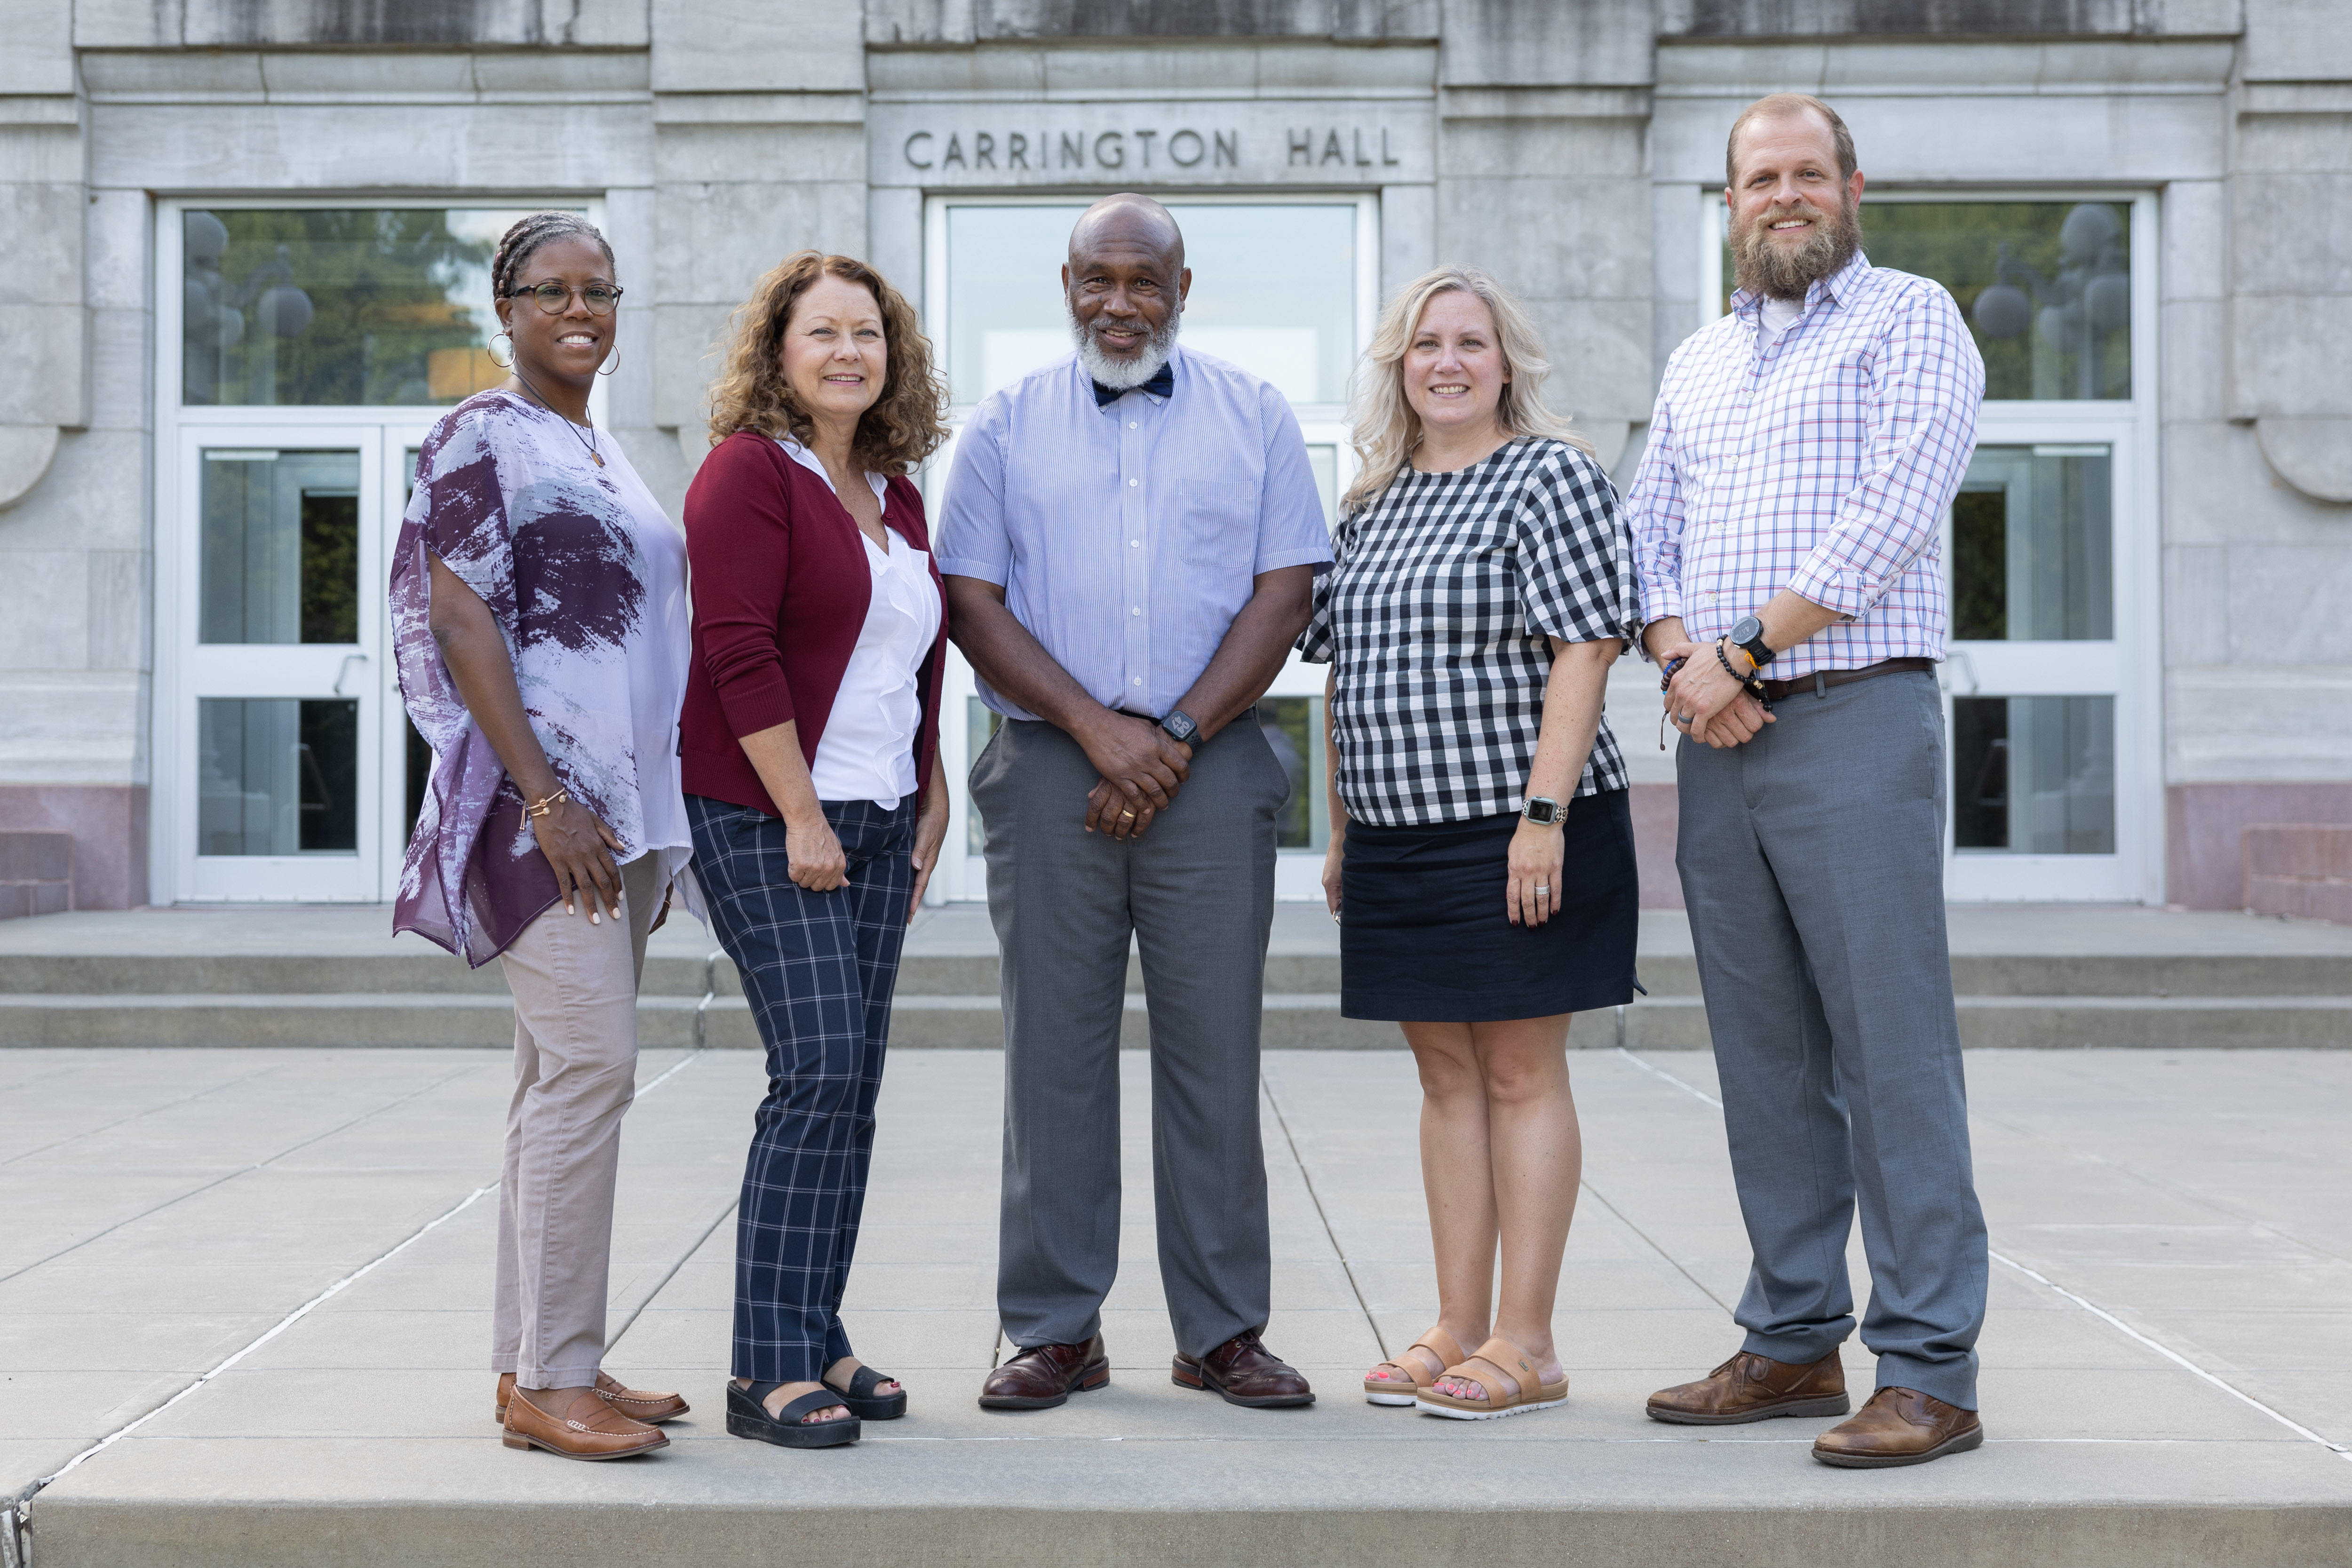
[1160,709,1199,746]
[1729,614,1774,675]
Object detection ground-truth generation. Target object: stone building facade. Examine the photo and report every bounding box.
[1,0,2345,912]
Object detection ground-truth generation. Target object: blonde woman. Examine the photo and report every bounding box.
[1297,266,1640,1421]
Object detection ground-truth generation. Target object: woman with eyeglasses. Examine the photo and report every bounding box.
[393,210,699,1462]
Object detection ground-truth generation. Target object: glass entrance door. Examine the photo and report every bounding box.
[172,429,385,900]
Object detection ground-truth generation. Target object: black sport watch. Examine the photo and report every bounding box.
[1729,614,1774,673]
[1160,709,1199,745]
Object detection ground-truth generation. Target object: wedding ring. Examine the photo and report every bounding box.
[1119,809,1136,819]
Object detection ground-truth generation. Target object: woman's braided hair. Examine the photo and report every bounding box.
[491,211,616,303]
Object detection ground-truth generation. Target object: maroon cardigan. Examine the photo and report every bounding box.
[679,430,947,818]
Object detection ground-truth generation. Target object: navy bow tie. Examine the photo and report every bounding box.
[1091,361,1175,406]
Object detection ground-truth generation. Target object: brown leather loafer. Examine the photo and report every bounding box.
[1813,1385,1983,1468]
[978,1335,1109,1410]
[495,1371,689,1426]
[502,1385,668,1461]
[1646,1350,1850,1425]
[1173,1329,1315,1409]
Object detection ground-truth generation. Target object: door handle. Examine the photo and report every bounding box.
[1940,649,1979,697]
[333,652,369,696]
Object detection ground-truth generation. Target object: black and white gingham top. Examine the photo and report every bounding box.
[1296,437,1639,828]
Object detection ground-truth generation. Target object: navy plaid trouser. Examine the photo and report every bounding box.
[687,792,915,1384]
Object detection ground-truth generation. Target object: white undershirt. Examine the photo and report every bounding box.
[1756,295,1804,350]
[775,438,941,809]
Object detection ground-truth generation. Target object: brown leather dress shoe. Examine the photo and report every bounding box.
[978,1335,1110,1410]
[502,1385,669,1461]
[1813,1385,1983,1468]
[495,1371,689,1426]
[1173,1329,1315,1408]
[1646,1350,1850,1425]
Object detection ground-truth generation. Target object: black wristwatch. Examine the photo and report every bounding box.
[1160,709,1199,745]
[1729,614,1774,673]
[1521,796,1563,826]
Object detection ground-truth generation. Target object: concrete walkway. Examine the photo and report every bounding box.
[4,1044,2348,1566]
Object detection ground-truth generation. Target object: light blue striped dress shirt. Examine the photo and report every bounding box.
[936,346,1334,722]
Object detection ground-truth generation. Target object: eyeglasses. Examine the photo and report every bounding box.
[508,281,623,315]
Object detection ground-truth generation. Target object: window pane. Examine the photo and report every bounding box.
[198,698,360,855]
[945,202,1357,405]
[1951,445,2112,642]
[965,697,1002,855]
[1863,202,2131,401]
[182,207,555,406]
[1256,697,1328,851]
[199,449,361,645]
[1953,696,2114,855]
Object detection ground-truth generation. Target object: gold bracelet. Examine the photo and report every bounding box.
[522,787,569,828]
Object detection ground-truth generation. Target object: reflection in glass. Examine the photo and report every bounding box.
[1863,202,2131,400]
[966,697,1002,855]
[182,207,551,406]
[198,698,360,855]
[1953,696,2114,855]
[945,203,1357,405]
[200,449,362,645]
[1256,697,1329,851]
[1305,445,1338,528]
[1950,446,2111,643]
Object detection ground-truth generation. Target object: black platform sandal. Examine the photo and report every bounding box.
[725,1381,860,1449]
[823,1363,909,1421]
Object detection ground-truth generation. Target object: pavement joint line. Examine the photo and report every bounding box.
[0,1058,493,1288]
[1611,1047,2352,1466]
[1260,1071,1391,1364]
[604,1196,739,1357]
[0,1058,287,1169]
[1985,1248,2352,1462]
[12,1179,500,1525]
[1574,1178,1735,1314]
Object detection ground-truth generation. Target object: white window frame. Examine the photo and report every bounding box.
[152,195,607,905]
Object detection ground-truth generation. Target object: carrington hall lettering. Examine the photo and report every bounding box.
[900,126,1405,173]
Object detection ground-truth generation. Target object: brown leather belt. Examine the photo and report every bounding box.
[1757,657,1934,703]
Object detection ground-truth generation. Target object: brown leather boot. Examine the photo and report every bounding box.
[495,1371,689,1426]
[502,1385,669,1461]
[1813,1386,1983,1468]
[1646,1349,1850,1425]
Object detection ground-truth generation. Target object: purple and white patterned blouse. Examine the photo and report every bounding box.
[392,390,699,966]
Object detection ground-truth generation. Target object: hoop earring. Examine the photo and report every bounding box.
[488,333,514,369]
[596,346,620,378]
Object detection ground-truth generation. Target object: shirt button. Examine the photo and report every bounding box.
[1129,540,1140,548]
[1131,607,1141,616]
[1132,677,1143,686]
[1128,478,1138,487]
[1128,421,1137,429]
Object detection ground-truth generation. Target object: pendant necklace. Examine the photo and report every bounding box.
[509,368,604,468]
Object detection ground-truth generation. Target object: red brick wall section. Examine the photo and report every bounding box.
[2244,825,2352,925]
[2169,783,2352,910]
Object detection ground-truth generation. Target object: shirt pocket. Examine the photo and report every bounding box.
[1176,479,1259,568]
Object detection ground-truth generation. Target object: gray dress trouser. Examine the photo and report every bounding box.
[1675,670,1989,1409]
[973,717,1287,1359]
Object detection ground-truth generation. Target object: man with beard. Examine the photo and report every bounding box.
[938,193,1330,1413]
[1624,94,1990,1467]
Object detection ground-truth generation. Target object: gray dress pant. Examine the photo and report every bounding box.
[1675,670,1988,1409]
[973,717,1286,1359]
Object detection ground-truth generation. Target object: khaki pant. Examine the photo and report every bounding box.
[491,853,660,1386]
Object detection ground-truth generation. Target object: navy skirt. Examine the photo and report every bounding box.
[1339,789,1640,1023]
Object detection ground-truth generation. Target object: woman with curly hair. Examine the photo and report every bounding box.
[679,251,952,1449]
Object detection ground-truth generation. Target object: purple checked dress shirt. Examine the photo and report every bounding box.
[1623,252,1985,679]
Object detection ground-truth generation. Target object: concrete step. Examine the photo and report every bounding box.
[5,989,2346,1049]
[7,946,2349,999]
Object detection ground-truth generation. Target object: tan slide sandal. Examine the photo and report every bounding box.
[1415,1336,1568,1421]
[1362,1326,1467,1407]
